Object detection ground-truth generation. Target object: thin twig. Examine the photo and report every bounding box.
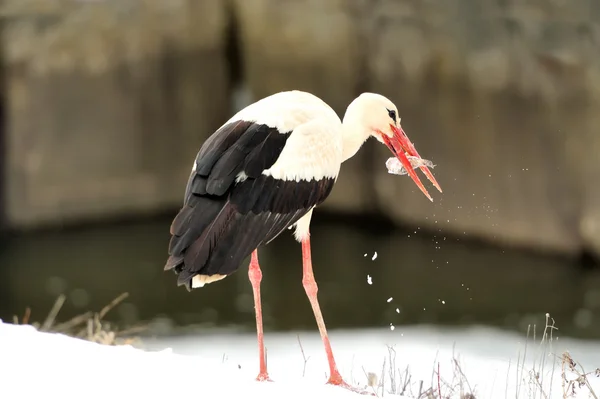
[115,325,149,337]
[361,366,379,397]
[561,351,567,398]
[400,366,411,396]
[505,358,511,399]
[98,292,129,320]
[561,352,598,399]
[387,345,396,395]
[453,357,474,395]
[529,370,548,399]
[350,354,356,386]
[545,314,557,399]
[579,364,599,399]
[437,362,442,399]
[40,294,66,331]
[52,311,93,333]
[21,307,31,325]
[431,351,439,393]
[296,334,310,378]
[380,355,386,397]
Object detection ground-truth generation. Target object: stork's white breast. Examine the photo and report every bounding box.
[263,118,343,182]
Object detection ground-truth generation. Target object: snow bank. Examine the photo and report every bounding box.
[0,319,598,399]
[0,320,366,399]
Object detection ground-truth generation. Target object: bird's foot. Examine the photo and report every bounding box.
[327,374,376,396]
[255,372,273,382]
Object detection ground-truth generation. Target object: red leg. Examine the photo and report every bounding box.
[301,237,375,395]
[248,249,271,382]
[302,236,371,394]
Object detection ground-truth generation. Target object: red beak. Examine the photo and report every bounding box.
[381,124,442,202]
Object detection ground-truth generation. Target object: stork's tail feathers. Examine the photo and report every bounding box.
[164,255,183,272]
[163,255,195,291]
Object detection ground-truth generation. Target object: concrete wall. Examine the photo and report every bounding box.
[2,0,231,227]
[2,0,600,259]
[231,0,600,258]
[0,40,5,229]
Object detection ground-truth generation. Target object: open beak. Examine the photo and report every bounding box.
[381,124,442,202]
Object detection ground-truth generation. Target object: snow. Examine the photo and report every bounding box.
[1,319,599,399]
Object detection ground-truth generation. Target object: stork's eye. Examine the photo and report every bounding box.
[387,108,397,123]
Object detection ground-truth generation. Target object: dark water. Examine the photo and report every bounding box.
[1,212,599,340]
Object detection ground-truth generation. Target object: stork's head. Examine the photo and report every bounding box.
[343,92,442,201]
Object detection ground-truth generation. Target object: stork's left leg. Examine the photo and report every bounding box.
[248,249,271,382]
[301,236,371,394]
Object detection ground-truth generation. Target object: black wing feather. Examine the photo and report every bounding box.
[165,120,336,290]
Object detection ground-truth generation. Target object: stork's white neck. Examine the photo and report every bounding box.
[341,124,370,162]
[340,101,372,163]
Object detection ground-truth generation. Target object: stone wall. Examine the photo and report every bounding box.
[232,0,600,258]
[2,0,230,227]
[2,0,600,259]
[365,0,600,258]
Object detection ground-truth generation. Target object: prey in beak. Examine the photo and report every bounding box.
[381,124,442,202]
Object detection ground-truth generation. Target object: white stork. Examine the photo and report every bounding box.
[164,90,441,392]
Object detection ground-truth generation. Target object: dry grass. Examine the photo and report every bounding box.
[513,314,598,399]
[353,314,598,399]
[359,345,476,399]
[12,292,147,346]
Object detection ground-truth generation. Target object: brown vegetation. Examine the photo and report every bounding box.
[12,292,146,346]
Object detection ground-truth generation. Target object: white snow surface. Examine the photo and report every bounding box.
[1,319,599,399]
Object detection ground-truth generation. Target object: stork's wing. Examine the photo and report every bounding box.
[165,120,335,290]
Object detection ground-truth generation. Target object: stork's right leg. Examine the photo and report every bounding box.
[248,249,270,382]
[301,237,374,396]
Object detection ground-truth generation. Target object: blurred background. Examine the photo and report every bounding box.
[1,0,600,344]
